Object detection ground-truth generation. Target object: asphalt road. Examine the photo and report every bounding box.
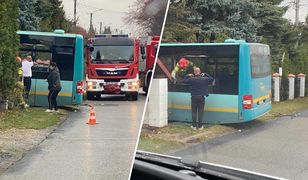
[173,110,308,180]
[1,94,146,180]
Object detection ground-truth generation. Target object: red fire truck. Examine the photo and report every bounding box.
[85,34,140,100]
[139,36,160,93]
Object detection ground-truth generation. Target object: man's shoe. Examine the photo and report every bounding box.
[45,109,54,113]
[198,126,204,130]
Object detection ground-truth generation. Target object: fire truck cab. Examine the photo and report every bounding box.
[139,36,160,93]
[86,34,140,100]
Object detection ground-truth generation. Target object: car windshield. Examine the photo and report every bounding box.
[91,45,134,64]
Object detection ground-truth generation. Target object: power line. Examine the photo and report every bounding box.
[77,2,126,14]
[74,0,77,32]
[69,1,128,32]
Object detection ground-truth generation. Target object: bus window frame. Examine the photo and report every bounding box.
[157,45,240,95]
[19,34,76,81]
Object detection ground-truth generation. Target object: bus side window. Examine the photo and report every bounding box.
[52,47,75,81]
[19,51,51,80]
[32,65,49,79]
[215,58,239,95]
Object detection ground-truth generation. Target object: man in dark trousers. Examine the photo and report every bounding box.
[184,67,214,130]
[22,56,34,102]
[46,62,62,113]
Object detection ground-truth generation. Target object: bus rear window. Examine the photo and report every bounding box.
[156,45,239,95]
[250,44,271,78]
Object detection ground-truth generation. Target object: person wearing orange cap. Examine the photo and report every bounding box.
[171,57,195,81]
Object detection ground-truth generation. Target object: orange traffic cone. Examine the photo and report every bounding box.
[87,106,98,125]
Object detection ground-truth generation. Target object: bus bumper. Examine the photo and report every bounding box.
[242,100,272,122]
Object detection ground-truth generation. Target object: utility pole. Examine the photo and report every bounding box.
[89,9,103,35]
[295,0,300,26]
[74,0,77,32]
[99,22,102,34]
[90,13,93,33]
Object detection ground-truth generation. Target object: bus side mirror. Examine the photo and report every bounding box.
[86,44,94,52]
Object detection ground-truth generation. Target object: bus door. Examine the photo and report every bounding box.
[19,34,53,106]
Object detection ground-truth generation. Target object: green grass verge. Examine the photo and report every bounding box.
[139,97,308,154]
[259,97,308,121]
[138,134,184,154]
[0,108,66,129]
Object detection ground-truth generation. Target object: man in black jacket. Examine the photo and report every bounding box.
[46,62,62,112]
[184,67,214,130]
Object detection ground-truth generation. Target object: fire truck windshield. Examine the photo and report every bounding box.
[90,45,134,64]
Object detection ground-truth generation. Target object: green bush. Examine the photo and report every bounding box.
[0,0,19,100]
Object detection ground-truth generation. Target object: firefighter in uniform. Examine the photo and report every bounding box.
[171,57,195,82]
[15,57,26,108]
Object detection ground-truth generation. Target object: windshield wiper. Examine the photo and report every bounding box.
[132,151,287,180]
[91,59,112,64]
[91,59,104,64]
[91,59,132,64]
[114,59,132,64]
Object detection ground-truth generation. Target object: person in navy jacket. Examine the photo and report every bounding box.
[184,67,214,130]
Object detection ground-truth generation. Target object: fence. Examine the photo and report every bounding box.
[272,73,306,102]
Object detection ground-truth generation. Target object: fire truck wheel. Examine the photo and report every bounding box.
[87,92,100,100]
[132,92,138,101]
[127,92,138,101]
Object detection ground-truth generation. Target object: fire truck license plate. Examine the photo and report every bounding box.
[104,82,119,85]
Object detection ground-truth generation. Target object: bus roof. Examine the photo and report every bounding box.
[161,43,241,46]
[17,30,83,39]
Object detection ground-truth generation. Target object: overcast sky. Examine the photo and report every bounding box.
[62,0,137,34]
[281,0,308,23]
[62,0,308,35]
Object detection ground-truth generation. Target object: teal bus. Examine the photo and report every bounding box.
[18,30,84,107]
[156,39,272,124]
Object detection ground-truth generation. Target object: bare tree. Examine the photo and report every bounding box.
[125,0,168,36]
